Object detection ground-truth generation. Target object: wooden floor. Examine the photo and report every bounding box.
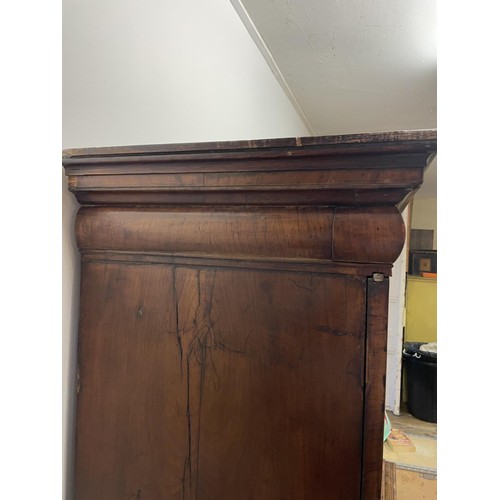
[382,407,437,499]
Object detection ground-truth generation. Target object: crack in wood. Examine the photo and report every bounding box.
[175,269,252,497]
[182,357,193,498]
[172,268,184,379]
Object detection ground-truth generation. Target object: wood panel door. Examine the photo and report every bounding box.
[75,261,367,500]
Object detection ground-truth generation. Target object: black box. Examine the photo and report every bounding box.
[409,250,437,275]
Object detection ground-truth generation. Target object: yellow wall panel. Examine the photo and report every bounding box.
[405,276,437,343]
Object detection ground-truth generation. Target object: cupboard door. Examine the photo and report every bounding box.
[75,261,367,499]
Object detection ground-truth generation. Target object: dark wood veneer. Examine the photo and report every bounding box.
[64,130,436,499]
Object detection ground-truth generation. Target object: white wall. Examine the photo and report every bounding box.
[411,197,438,249]
[62,172,80,500]
[385,208,409,414]
[62,1,309,498]
[63,0,309,148]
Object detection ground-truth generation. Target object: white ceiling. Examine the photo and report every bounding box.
[232,0,437,197]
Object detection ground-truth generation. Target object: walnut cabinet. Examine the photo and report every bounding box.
[63,130,437,499]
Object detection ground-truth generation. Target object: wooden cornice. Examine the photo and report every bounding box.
[63,130,436,208]
[64,130,436,273]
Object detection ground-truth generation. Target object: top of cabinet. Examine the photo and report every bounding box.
[63,129,436,159]
[63,129,436,208]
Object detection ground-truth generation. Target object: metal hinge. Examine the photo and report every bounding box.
[372,272,385,282]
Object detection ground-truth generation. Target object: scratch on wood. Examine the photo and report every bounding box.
[288,276,321,293]
[136,305,144,319]
[217,341,248,355]
[316,325,348,336]
[346,357,363,387]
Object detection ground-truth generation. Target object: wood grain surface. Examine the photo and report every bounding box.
[76,205,406,267]
[64,130,437,499]
[76,262,367,499]
[63,130,436,208]
[361,277,391,499]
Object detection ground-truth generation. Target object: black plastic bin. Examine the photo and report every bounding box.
[403,342,437,423]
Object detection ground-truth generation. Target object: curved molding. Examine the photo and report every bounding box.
[333,207,405,264]
[76,206,406,266]
[66,131,436,270]
[76,207,334,261]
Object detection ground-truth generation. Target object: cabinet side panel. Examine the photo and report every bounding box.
[361,277,390,500]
